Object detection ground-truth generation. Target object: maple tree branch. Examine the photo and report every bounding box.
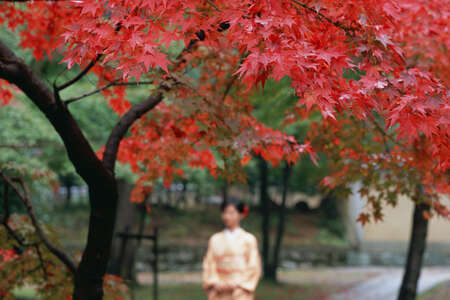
[0,183,27,248]
[1,217,32,250]
[0,171,77,274]
[55,54,102,92]
[366,115,404,149]
[64,80,155,104]
[205,0,221,12]
[102,17,234,173]
[102,13,233,172]
[220,52,247,102]
[221,75,238,102]
[2,183,10,220]
[291,0,355,36]
[102,18,228,172]
[0,39,113,185]
[176,20,230,62]
[34,244,49,280]
[102,92,164,173]
[1,181,39,248]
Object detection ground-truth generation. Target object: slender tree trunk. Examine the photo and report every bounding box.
[271,161,291,282]
[66,182,72,207]
[258,156,273,280]
[398,184,430,300]
[221,179,229,204]
[180,179,188,208]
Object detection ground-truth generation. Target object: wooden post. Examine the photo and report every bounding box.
[114,226,159,299]
[117,226,130,276]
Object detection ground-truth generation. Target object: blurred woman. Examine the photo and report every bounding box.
[202,198,262,300]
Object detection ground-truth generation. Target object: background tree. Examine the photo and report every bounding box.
[249,77,324,281]
[0,1,448,300]
[304,2,449,299]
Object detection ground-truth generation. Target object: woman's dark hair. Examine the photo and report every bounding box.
[220,197,248,215]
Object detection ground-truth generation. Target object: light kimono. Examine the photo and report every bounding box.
[202,227,262,300]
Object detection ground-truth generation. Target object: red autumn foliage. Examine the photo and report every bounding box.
[0,0,448,213]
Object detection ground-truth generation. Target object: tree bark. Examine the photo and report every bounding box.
[72,182,118,300]
[270,161,291,282]
[398,184,430,300]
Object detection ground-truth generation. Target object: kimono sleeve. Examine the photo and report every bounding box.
[202,235,220,290]
[238,234,262,292]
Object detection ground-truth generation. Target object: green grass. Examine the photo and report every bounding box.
[14,279,450,300]
[14,282,333,300]
[419,280,450,300]
[133,281,337,300]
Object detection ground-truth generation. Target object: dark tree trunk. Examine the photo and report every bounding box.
[73,183,118,299]
[398,185,430,300]
[270,161,291,282]
[258,156,273,280]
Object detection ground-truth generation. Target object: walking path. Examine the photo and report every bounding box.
[136,267,383,287]
[137,266,450,299]
[329,267,450,300]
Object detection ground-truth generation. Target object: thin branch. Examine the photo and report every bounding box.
[101,18,230,173]
[54,21,122,93]
[291,0,355,36]
[2,183,37,248]
[34,244,48,280]
[64,80,155,104]
[55,54,102,92]
[0,172,77,274]
[220,52,248,102]
[366,114,403,148]
[2,183,10,220]
[206,0,221,12]
[0,40,115,185]
[102,93,164,172]
[0,183,27,246]
[221,75,238,102]
[52,65,69,89]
